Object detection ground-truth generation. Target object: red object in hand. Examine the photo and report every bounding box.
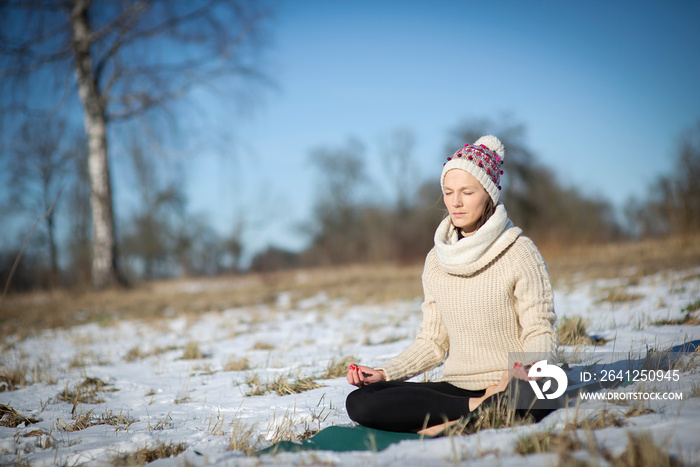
[349,365,356,370]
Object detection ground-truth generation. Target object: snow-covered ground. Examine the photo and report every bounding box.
[1,266,700,466]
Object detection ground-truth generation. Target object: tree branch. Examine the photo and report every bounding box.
[0,185,63,306]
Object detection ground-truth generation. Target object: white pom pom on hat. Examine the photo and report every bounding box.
[440,134,506,204]
[474,135,505,160]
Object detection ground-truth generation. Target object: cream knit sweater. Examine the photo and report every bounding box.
[379,205,558,390]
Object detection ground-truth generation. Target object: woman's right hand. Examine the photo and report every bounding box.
[347,364,386,387]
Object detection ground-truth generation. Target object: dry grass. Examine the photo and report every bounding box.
[610,431,681,467]
[652,312,700,326]
[682,299,700,313]
[228,420,259,454]
[515,429,584,456]
[320,356,356,379]
[598,287,645,304]
[516,430,680,467]
[624,405,656,418]
[0,404,40,428]
[224,356,250,372]
[55,377,116,408]
[110,441,187,465]
[557,316,607,346]
[0,365,27,392]
[447,394,535,437]
[564,409,627,430]
[124,346,147,362]
[181,341,204,360]
[269,376,323,396]
[690,383,700,398]
[147,411,173,431]
[542,235,700,286]
[251,341,275,350]
[2,235,698,342]
[124,344,180,362]
[244,373,324,397]
[56,408,136,432]
[0,264,424,341]
[0,354,57,391]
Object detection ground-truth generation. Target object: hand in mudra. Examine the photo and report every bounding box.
[347,364,386,387]
[468,365,534,411]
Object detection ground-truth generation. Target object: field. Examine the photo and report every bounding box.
[1,236,700,466]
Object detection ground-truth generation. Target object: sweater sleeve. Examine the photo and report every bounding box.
[377,253,449,381]
[512,238,558,364]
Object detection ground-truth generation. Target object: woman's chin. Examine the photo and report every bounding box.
[451,218,475,231]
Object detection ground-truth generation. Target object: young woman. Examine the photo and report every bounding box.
[345,135,559,434]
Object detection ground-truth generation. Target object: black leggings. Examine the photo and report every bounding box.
[346,379,560,433]
[345,381,486,432]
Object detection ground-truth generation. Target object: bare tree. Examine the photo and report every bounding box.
[307,138,369,264]
[0,0,272,288]
[120,136,184,280]
[626,120,700,237]
[378,127,418,214]
[5,118,76,286]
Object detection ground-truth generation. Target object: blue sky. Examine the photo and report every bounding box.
[179,0,699,260]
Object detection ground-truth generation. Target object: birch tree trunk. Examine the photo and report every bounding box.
[70,0,118,288]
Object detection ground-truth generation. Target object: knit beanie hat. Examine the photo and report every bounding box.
[440,135,505,204]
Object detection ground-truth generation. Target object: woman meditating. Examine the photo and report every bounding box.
[345,135,559,434]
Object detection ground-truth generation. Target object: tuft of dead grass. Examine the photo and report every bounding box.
[517,429,680,467]
[55,377,116,408]
[690,383,700,398]
[516,429,584,456]
[598,287,645,304]
[181,341,204,360]
[0,354,56,392]
[320,356,356,379]
[124,346,147,362]
[611,431,681,467]
[449,395,535,437]
[652,312,700,326]
[244,373,324,397]
[0,365,27,392]
[224,356,250,372]
[147,411,173,431]
[110,441,187,465]
[557,316,607,346]
[228,420,259,455]
[0,404,40,427]
[125,344,181,362]
[251,341,275,351]
[624,405,656,418]
[682,299,700,313]
[564,409,627,431]
[268,375,323,397]
[56,408,136,432]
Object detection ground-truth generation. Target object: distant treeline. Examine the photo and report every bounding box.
[1,118,699,290]
[251,118,700,272]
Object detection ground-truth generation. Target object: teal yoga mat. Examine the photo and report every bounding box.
[257,425,427,455]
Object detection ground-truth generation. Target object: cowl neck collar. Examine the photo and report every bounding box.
[434,202,521,276]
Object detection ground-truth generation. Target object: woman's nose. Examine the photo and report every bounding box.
[451,194,461,206]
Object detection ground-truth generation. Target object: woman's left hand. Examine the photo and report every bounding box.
[512,362,539,381]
